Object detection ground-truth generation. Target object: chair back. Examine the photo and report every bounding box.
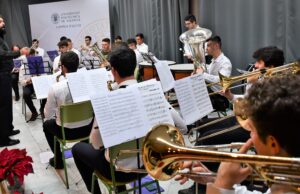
[60,101,94,124]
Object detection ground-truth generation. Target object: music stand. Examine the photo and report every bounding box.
[82,56,101,69]
[12,59,22,73]
[46,50,59,62]
[24,56,52,76]
[141,52,158,79]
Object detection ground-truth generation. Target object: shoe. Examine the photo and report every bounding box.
[49,157,64,169]
[15,96,20,101]
[40,111,45,119]
[178,183,206,194]
[9,129,20,136]
[27,112,38,122]
[0,138,20,147]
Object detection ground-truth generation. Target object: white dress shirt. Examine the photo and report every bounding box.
[44,79,93,128]
[203,53,232,92]
[52,55,61,73]
[134,49,143,64]
[137,43,149,53]
[36,47,45,57]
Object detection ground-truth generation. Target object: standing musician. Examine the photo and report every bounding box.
[0,15,23,147]
[183,14,201,59]
[176,75,300,194]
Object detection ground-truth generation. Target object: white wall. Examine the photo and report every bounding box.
[29,0,110,51]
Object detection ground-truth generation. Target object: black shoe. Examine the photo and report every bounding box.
[178,183,206,194]
[9,129,20,136]
[49,157,64,169]
[15,96,20,101]
[27,112,38,122]
[0,138,20,147]
[40,111,45,119]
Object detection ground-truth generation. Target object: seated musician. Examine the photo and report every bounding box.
[72,47,187,194]
[196,36,232,112]
[221,46,285,101]
[176,75,300,194]
[43,51,93,169]
[19,48,47,121]
[99,38,111,68]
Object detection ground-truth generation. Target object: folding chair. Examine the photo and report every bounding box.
[91,138,161,194]
[54,101,94,189]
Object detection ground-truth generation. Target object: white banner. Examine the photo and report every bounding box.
[29,0,110,51]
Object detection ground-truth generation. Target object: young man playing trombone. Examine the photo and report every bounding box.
[176,74,300,194]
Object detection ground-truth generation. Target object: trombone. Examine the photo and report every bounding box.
[142,124,300,189]
[207,61,300,95]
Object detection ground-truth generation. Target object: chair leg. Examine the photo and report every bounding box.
[62,147,69,189]
[155,180,161,194]
[91,173,95,194]
[54,137,57,168]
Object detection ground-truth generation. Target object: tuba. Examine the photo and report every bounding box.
[179,27,212,72]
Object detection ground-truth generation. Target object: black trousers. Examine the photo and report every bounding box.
[43,119,93,164]
[0,73,14,142]
[23,84,46,114]
[72,143,142,194]
[11,72,19,98]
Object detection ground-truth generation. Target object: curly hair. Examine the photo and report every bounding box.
[244,75,300,156]
[252,46,284,68]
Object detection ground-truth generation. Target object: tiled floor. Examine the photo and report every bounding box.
[6,96,195,194]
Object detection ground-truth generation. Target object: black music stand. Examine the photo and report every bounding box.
[82,56,101,69]
[12,59,22,73]
[24,56,52,76]
[141,52,158,79]
[46,50,59,62]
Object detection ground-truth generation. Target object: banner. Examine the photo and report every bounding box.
[29,0,110,51]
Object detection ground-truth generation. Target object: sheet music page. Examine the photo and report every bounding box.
[154,61,175,92]
[66,72,89,102]
[90,88,147,148]
[132,79,174,127]
[174,74,213,125]
[32,75,56,99]
[85,68,109,96]
[66,68,109,103]
[90,79,173,147]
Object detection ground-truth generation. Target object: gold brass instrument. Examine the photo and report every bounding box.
[91,42,110,69]
[208,61,300,95]
[143,124,300,189]
[179,28,212,72]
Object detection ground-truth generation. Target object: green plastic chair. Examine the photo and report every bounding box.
[91,138,161,194]
[54,100,94,189]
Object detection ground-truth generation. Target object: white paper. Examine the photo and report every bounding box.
[154,61,175,92]
[174,74,213,125]
[90,80,173,147]
[66,68,109,103]
[32,75,56,99]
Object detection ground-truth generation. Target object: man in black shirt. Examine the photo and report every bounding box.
[0,15,22,147]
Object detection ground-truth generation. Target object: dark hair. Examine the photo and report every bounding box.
[32,39,39,43]
[60,51,79,73]
[60,36,67,41]
[85,36,91,41]
[245,75,300,157]
[67,38,72,43]
[113,42,128,49]
[115,35,122,40]
[135,33,144,39]
[102,38,110,44]
[207,36,222,48]
[11,44,21,50]
[29,49,36,56]
[252,46,284,67]
[108,47,136,78]
[127,38,137,46]
[184,14,197,23]
[57,40,68,48]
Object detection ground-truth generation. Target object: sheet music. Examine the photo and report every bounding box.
[154,61,175,92]
[174,74,213,125]
[90,80,173,147]
[32,75,56,99]
[66,68,109,103]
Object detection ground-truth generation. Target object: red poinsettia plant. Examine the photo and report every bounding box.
[0,148,33,187]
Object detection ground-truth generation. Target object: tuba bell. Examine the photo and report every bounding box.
[179,27,212,72]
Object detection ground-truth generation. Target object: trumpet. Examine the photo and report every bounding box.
[142,124,300,189]
[207,61,300,95]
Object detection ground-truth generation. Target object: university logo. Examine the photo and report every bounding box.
[51,13,60,24]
